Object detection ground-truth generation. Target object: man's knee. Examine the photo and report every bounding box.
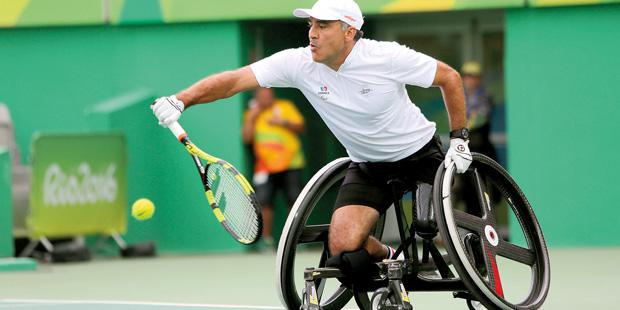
[329,205,379,255]
[328,232,360,256]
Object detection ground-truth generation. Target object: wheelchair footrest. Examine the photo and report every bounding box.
[304,267,343,281]
[453,290,478,302]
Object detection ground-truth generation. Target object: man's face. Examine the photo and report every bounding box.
[307,18,348,64]
[255,88,275,108]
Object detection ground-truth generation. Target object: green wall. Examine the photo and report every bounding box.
[0,150,12,256]
[506,4,620,246]
[0,22,249,252]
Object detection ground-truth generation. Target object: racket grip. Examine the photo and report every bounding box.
[168,121,187,140]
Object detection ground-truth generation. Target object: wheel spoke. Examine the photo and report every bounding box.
[453,209,485,233]
[472,168,497,225]
[496,240,535,266]
[300,224,330,243]
[315,249,329,299]
[482,242,505,298]
[321,286,352,309]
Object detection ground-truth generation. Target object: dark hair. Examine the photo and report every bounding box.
[354,29,364,41]
[340,21,364,41]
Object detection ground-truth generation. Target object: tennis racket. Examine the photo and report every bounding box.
[168,121,262,244]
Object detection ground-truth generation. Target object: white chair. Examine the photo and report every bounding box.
[0,103,30,238]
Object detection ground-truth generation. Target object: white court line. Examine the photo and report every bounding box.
[0,304,61,308]
[0,299,285,309]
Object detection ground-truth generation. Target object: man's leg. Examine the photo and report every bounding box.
[326,204,391,287]
[328,204,388,260]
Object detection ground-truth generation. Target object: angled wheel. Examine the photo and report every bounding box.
[433,153,550,309]
[467,299,486,310]
[277,158,384,310]
[370,288,392,310]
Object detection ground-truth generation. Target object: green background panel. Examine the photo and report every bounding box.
[108,0,125,24]
[530,0,620,7]
[0,21,249,252]
[16,0,103,27]
[506,4,620,246]
[118,0,162,24]
[159,0,394,22]
[3,0,619,29]
[0,150,12,256]
[1,0,538,28]
[454,0,524,9]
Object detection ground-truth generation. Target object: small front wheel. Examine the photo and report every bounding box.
[370,288,392,310]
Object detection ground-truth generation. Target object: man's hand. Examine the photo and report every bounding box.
[151,95,185,127]
[445,138,472,173]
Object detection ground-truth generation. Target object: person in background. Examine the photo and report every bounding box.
[242,87,305,250]
[462,61,497,161]
[461,61,499,215]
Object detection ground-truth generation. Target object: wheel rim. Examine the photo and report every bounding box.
[276,158,354,310]
[434,153,550,309]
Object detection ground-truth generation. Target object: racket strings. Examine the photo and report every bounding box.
[207,165,260,240]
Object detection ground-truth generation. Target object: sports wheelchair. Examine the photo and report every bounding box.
[276,154,550,309]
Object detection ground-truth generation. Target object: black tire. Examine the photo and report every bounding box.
[433,153,550,309]
[276,158,355,310]
[276,157,386,310]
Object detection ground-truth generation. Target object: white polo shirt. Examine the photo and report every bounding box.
[250,38,438,162]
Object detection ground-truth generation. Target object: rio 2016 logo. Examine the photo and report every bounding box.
[43,163,118,206]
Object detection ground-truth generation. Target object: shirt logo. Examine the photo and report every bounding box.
[318,85,330,100]
[359,88,372,95]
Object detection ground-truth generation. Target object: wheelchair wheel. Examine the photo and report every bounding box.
[467,299,486,310]
[277,157,382,310]
[370,288,394,310]
[434,153,550,309]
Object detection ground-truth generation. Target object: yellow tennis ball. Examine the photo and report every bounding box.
[132,198,155,221]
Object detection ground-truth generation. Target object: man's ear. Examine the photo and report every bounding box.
[345,27,356,41]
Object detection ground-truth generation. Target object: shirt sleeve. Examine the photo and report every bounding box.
[250,48,302,88]
[389,43,438,88]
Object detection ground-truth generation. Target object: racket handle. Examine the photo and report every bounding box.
[168,121,187,140]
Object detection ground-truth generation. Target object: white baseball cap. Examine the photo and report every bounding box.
[293,0,364,30]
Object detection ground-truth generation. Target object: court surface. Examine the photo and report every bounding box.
[1,248,619,309]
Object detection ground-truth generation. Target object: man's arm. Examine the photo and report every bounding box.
[177,66,260,109]
[432,60,472,173]
[432,61,466,131]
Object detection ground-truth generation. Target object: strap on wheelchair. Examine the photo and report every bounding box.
[388,178,419,275]
[389,181,454,279]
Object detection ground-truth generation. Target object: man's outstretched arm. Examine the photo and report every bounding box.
[177,66,260,108]
[152,66,260,127]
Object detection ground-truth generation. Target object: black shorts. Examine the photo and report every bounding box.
[255,169,303,208]
[334,137,444,214]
